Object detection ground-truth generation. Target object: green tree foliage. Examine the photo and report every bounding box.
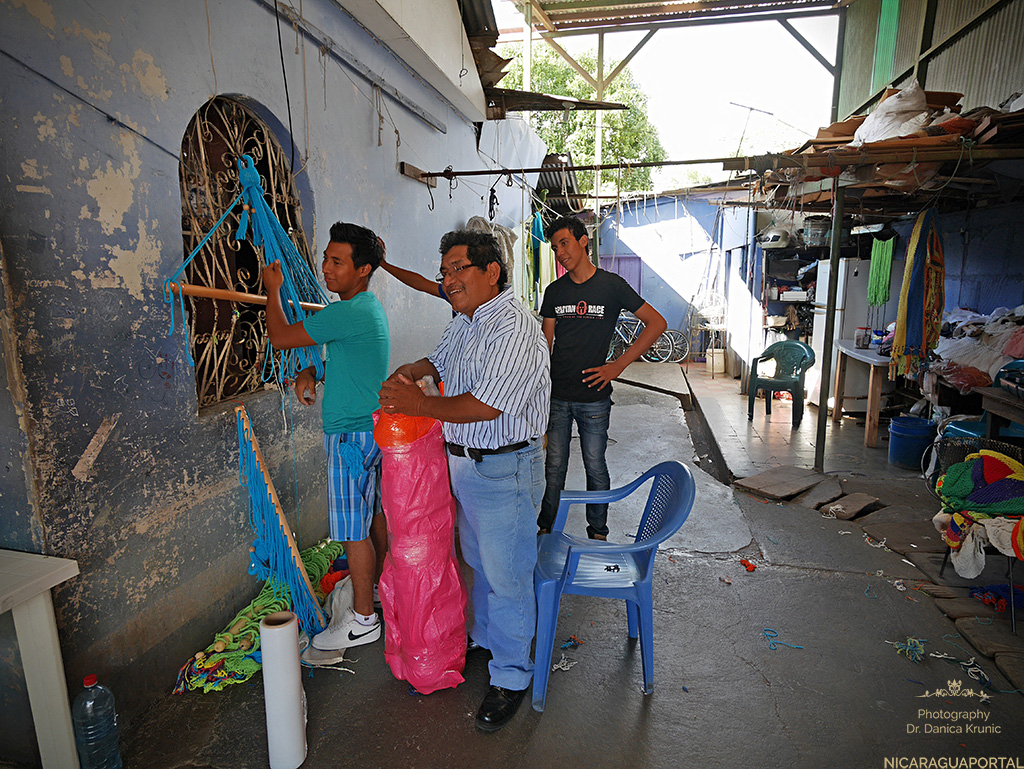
[499,44,666,194]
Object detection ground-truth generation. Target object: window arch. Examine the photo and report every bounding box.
[178,96,315,408]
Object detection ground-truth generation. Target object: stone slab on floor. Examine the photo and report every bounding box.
[734,466,823,500]
[824,492,878,520]
[858,505,937,527]
[791,477,843,509]
[617,361,690,406]
[955,616,1024,657]
[917,583,970,599]
[934,596,1003,620]
[860,520,948,555]
[994,652,1024,692]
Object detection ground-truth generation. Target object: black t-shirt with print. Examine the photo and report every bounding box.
[540,269,644,402]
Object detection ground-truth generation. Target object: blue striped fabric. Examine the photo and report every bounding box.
[324,431,381,541]
[429,288,550,448]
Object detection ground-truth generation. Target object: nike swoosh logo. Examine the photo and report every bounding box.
[348,625,378,641]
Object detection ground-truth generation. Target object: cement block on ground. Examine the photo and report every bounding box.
[916,583,970,599]
[823,493,879,520]
[955,617,1024,657]
[734,466,822,500]
[994,652,1024,692]
[858,505,938,527]
[934,596,1002,620]
[791,477,843,509]
[860,520,947,555]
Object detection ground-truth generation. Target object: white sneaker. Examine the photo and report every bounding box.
[324,576,353,623]
[312,608,381,650]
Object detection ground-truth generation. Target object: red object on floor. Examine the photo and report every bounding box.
[740,559,757,572]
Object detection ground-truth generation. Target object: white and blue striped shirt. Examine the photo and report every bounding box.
[428,288,550,449]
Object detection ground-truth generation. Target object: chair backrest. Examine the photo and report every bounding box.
[759,340,815,378]
[634,462,697,546]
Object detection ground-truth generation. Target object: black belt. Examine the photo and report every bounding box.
[445,440,530,462]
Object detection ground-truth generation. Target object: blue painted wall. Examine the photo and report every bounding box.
[0,1,541,763]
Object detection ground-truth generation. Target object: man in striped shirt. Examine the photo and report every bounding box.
[379,229,550,732]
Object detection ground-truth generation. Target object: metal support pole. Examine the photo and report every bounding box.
[814,181,845,472]
[592,31,604,264]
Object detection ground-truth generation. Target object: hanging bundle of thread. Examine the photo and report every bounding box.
[173,539,343,693]
[163,154,327,385]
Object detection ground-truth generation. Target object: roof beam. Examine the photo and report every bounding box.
[777,17,833,74]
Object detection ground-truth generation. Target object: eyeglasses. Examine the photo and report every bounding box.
[435,263,475,281]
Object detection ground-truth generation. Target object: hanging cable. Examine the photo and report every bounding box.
[273,0,296,170]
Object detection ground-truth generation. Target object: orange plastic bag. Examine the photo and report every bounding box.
[373,412,467,694]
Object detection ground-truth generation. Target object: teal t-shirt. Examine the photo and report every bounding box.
[302,291,390,434]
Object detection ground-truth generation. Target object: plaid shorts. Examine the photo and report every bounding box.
[324,431,381,542]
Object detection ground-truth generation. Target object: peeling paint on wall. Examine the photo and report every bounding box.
[85,131,141,236]
[131,50,168,102]
[59,54,74,77]
[105,219,162,298]
[20,159,43,179]
[15,184,52,195]
[4,0,56,30]
[33,112,55,141]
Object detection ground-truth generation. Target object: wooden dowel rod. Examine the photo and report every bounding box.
[168,281,325,311]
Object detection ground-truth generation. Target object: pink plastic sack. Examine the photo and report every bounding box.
[373,413,467,694]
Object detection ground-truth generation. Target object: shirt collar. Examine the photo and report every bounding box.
[457,286,514,326]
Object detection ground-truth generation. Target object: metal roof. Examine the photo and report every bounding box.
[508,0,847,35]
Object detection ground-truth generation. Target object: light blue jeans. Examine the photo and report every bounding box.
[450,440,544,691]
[538,397,612,537]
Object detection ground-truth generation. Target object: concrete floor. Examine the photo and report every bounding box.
[118,362,1024,768]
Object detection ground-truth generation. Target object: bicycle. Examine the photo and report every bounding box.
[606,313,674,363]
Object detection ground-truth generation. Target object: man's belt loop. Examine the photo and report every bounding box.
[445,440,531,462]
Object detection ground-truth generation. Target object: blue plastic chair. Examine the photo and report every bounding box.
[532,461,696,712]
[944,360,1024,440]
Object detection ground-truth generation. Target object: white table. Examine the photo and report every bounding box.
[832,339,891,448]
[1,549,80,768]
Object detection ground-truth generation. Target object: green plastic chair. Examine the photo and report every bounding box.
[748,340,816,427]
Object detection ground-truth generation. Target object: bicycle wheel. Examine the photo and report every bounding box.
[663,330,690,363]
[640,333,673,363]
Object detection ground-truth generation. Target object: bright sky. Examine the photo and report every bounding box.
[494,1,839,189]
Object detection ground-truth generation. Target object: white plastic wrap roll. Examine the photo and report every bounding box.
[260,611,307,769]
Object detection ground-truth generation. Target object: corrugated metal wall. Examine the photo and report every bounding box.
[840,0,1024,116]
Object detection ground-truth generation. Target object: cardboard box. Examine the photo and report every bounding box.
[779,290,809,302]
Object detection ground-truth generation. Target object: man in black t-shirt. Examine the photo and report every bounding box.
[538,216,667,539]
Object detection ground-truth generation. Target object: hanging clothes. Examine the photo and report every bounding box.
[867,235,896,306]
[891,209,945,377]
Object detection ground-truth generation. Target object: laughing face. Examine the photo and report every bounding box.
[439,245,499,318]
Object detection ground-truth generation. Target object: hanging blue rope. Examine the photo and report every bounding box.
[164,155,326,384]
[237,406,326,635]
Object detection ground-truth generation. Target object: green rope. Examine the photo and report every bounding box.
[173,539,344,693]
[868,236,896,306]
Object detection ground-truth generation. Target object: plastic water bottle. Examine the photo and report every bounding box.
[72,675,123,769]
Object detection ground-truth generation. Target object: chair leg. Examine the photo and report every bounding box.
[748,385,756,421]
[765,391,772,416]
[626,599,639,639]
[793,388,803,427]
[637,593,655,694]
[531,581,562,712]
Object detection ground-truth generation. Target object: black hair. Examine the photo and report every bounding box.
[438,229,507,290]
[544,216,588,253]
[328,222,382,274]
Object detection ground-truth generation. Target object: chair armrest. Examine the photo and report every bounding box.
[551,473,653,531]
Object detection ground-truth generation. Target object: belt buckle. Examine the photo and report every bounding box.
[467,447,484,462]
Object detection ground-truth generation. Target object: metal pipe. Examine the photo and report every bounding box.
[168,282,325,311]
[814,181,845,472]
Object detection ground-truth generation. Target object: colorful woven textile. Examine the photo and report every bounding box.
[891,209,945,377]
[868,236,895,306]
[937,450,1024,519]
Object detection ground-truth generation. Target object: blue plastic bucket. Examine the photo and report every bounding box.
[888,416,936,470]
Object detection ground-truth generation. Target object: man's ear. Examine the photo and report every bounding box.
[579,234,589,252]
[486,261,501,285]
[356,263,372,280]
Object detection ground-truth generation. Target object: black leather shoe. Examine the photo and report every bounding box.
[475,685,527,732]
[467,636,484,653]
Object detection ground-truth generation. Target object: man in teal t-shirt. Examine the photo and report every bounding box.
[264,222,390,651]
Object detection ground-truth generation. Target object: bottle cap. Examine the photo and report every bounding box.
[83,674,98,687]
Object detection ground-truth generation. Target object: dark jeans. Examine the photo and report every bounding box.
[538,397,612,537]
